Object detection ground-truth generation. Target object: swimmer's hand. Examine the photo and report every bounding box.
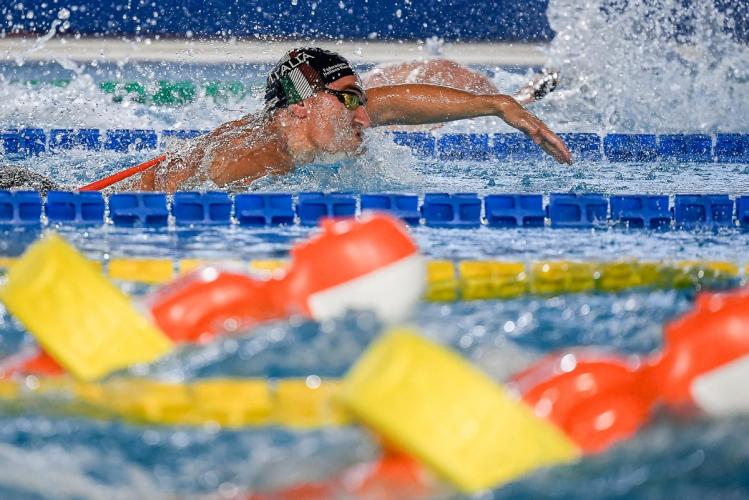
[497,96,573,164]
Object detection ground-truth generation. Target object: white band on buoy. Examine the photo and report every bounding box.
[308,254,426,323]
[691,354,749,416]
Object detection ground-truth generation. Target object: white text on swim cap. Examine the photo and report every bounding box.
[269,53,315,84]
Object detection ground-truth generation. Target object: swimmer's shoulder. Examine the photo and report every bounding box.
[204,112,267,140]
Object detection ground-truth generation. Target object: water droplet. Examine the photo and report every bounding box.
[305,374,322,388]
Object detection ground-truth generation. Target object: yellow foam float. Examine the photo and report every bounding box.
[339,329,579,493]
[0,234,173,381]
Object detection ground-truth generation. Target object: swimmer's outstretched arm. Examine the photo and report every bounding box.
[366,84,572,164]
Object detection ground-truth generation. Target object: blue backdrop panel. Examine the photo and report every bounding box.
[3,0,747,41]
[1,0,554,41]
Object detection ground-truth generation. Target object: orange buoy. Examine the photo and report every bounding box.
[511,350,656,453]
[147,212,424,342]
[0,348,65,378]
[148,270,285,343]
[646,287,749,415]
[512,286,749,453]
[282,214,424,322]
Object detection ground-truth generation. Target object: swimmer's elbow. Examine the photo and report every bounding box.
[492,94,522,117]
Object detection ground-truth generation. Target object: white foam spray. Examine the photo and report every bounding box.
[541,0,749,132]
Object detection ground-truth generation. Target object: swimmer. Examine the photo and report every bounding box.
[361,59,559,105]
[134,47,571,192]
[0,47,571,193]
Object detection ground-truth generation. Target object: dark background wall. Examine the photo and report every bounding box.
[0,0,746,42]
[0,0,555,41]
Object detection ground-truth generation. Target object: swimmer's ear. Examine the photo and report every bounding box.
[289,103,309,119]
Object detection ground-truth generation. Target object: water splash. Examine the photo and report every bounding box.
[542,0,749,132]
[248,132,425,192]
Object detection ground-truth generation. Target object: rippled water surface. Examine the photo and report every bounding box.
[1,0,749,496]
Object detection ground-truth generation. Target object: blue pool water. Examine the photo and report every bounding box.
[0,280,744,498]
[0,213,747,498]
[2,2,749,495]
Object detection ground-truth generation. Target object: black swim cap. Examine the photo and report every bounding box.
[264,47,358,112]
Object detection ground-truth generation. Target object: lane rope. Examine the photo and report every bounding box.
[0,257,738,297]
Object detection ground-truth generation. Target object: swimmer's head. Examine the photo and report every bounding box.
[265,47,370,155]
[265,47,360,111]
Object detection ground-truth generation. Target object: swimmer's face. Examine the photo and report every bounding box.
[304,75,371,155]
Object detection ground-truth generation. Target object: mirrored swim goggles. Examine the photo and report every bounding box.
[322,87,368,110]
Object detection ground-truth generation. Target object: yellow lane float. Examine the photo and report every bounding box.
[340,329,580,493]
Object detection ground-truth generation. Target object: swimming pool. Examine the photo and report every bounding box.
[2,9,749,496]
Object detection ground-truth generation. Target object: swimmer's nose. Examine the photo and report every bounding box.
[354,105,371,128]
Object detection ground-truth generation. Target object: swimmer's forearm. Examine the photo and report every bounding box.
[367,84,511,125]
[368,84,572,164]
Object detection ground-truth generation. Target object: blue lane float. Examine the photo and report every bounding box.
[1,129,46,156]
[438,134,490,161]
[234,193,294,226]
[715,134,749,163]
[737,196,749,228]
[390,132,435,159]
[172,192,232,225]
[0,191,42,225]
[108,193,169,226]
[558,133,602,161]
[657,134,713,162]
[603,134,658,162]
[48,129,102,151]
[548,193,608,228]
[2,191,749,229]
[673,194,734,228]
[104,129,158,152]
[493,134,543,161]
[360,194,420,225]
[5,129,749,163]
[484,194,545,227]
[421,193,482,228]
[610,195,671,229]
[296,192,357,225]
[45,191,105,224]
